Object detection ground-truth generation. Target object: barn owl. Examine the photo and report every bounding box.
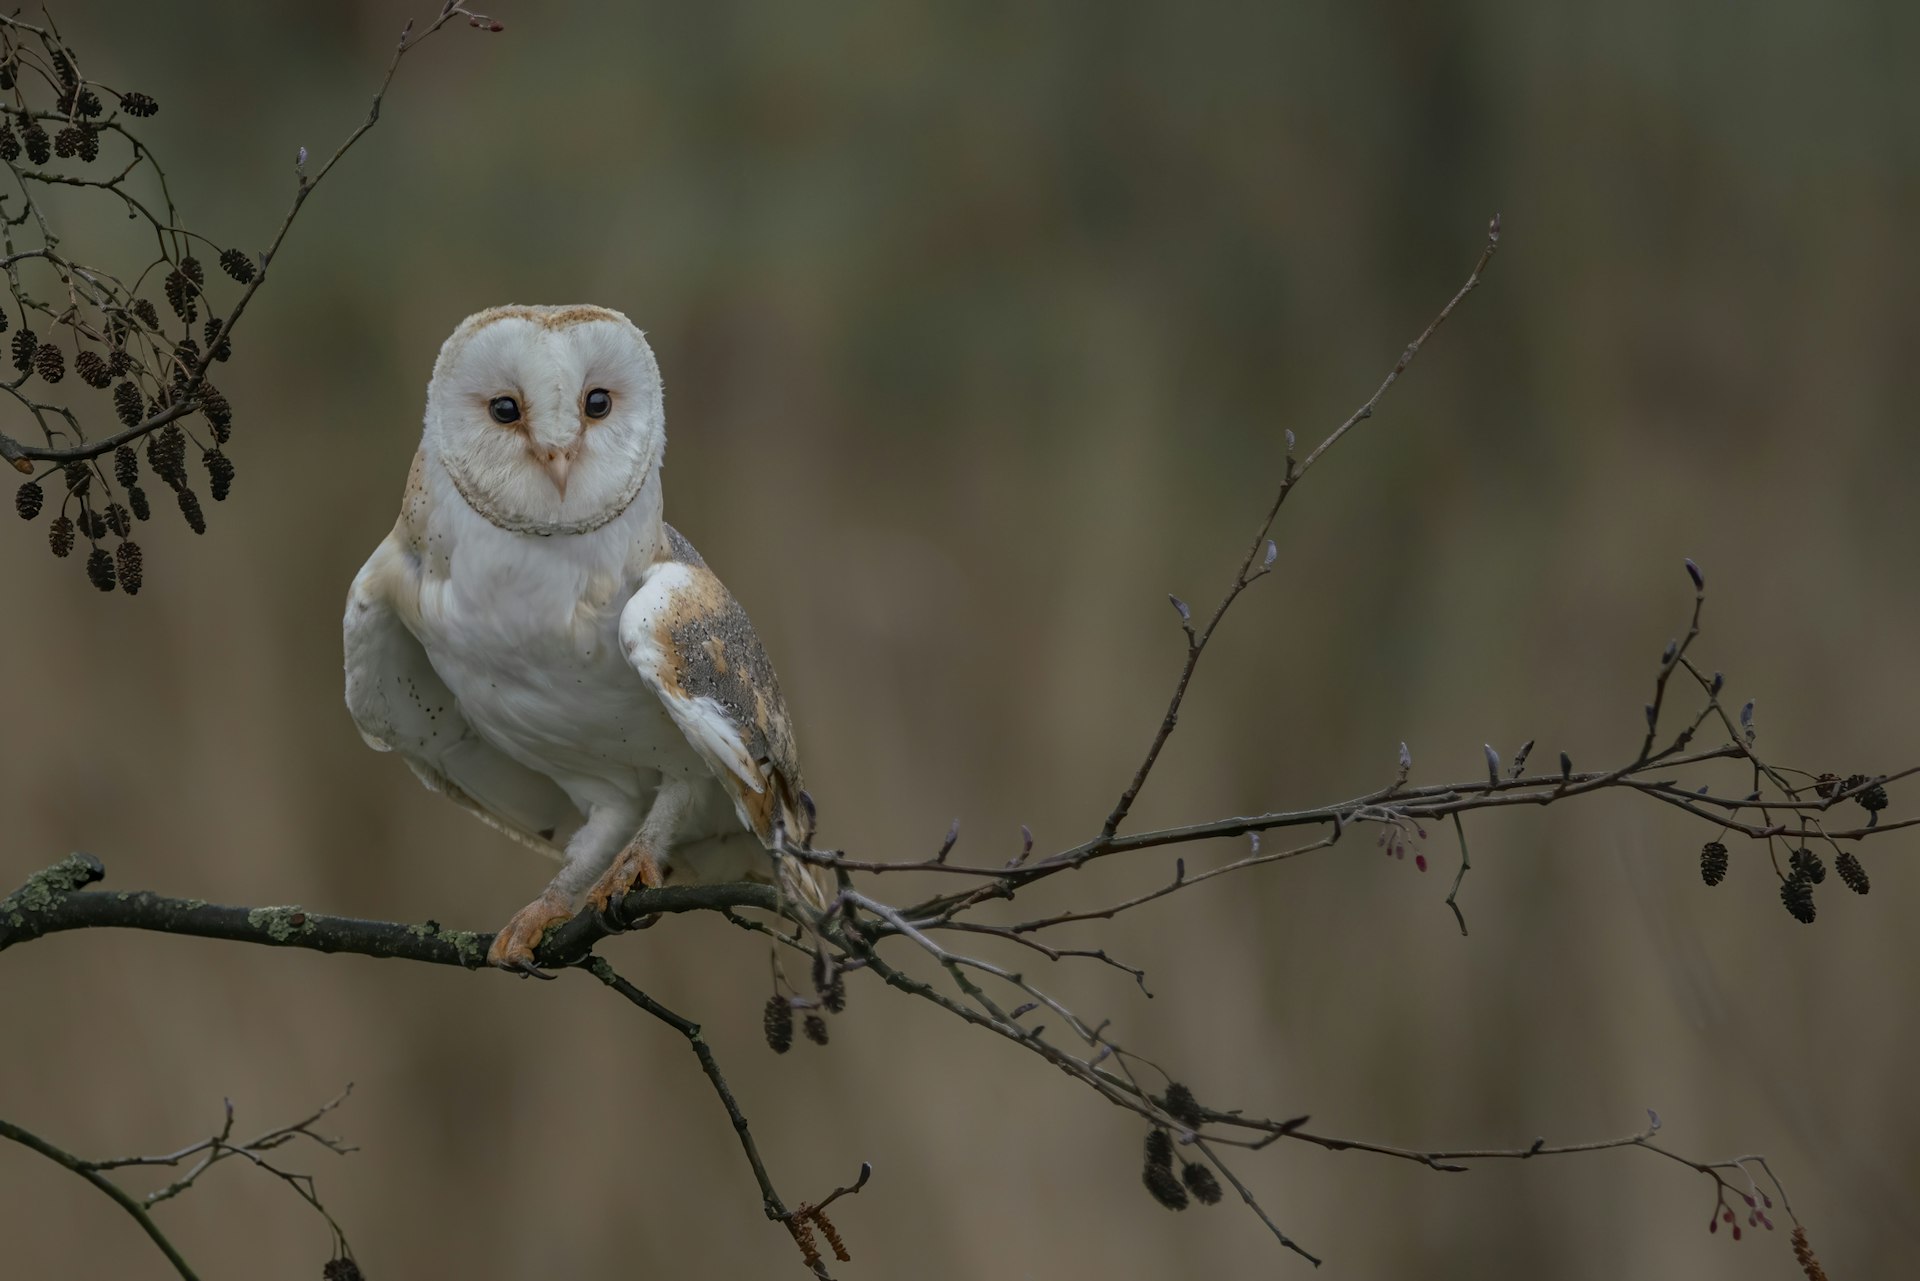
[342,304,827,975]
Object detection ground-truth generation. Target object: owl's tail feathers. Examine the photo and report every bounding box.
[772,782,836,915]
[779,851,835,914]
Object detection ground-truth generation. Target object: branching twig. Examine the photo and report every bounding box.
[0,4,502,594]
[0,1118,200,1281]
[1096,215,1502,844]
[0,1090,363,1280]
[586,957,850,1280]
[1444,811,1472,935]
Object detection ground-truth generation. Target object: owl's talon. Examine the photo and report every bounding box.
[583,843,663,930]
[486,887,573,974]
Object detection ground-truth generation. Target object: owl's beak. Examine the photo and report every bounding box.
[533,441,579,498]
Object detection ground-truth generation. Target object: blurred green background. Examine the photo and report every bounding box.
[3,1,1917,1277]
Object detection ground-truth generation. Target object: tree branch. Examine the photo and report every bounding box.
[0,1118,201,1281]
[0,853,852,1276]
[0,851,780,964]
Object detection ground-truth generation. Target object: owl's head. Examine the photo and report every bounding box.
[422,305,664,535]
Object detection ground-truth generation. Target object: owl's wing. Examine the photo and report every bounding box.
[344,531,582,861]
[619,526,826,905]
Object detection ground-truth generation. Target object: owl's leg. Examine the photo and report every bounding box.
[486,800,638,976]
[584,778,695,930]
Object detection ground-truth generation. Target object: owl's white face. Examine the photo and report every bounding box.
[422,305,665,535]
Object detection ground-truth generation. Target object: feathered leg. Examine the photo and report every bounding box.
[487,801,637,974]
[583,779,694,927]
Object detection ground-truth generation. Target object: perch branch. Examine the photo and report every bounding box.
[0,854,855,1277]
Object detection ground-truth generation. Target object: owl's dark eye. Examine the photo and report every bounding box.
[488,396,521,425]
[584,388,613,419]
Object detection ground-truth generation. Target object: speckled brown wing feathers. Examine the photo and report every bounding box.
[656,525,805,816]
[621,525,827,906]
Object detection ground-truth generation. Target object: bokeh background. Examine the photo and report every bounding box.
[4,2,1917,1277]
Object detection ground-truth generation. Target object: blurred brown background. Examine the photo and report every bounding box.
[4,2,1918,1277]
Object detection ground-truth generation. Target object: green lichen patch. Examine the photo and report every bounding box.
[245,905,316,943]
[435,928,490,966]
[6,853,103,917]
[400,918,492,966]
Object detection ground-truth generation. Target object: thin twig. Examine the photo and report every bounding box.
[0,1118,201,1280]
[585,957,841,1280]
[1444,812,1472,935]
[1096,214,1502,843]
[0,4,490,470]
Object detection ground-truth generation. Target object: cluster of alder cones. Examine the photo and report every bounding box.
[1697,772,1885,923]
[2,16,252,593]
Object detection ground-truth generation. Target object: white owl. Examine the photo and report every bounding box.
[343,305,826,974]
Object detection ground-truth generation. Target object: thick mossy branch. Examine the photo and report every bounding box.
[0,853,782,969]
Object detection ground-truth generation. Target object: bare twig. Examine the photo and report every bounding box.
[0,4,490,470]
[0,1117,200,1281]
[0,5,504,601]
[1444,812,1473,935]
[586,957,853,1279]
[0,1089,365,1279]
[1097,215,1502,843]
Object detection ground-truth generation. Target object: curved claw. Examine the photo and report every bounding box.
[509,957,558,981]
